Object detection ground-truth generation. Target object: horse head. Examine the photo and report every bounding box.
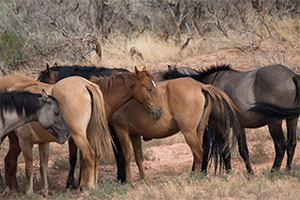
[134,66,162,119]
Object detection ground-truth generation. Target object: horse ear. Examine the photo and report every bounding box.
[143,66,147,71]
[135,66,141,76]
[167,65,172,71]
[41,89,49,102]
[46,63,50,74]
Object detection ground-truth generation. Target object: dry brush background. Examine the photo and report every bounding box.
[1,0,300,199]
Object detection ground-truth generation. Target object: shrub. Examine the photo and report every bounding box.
[0,30,24,70]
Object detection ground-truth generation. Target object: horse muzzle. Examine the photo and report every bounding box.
[57,132,70,144]
[151,106,162,119]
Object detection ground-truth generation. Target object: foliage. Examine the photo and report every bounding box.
[0,30,24,70]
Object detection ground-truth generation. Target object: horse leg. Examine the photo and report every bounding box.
[39,143,49,196]
[286,117,298,170]
[66,137,78,189]
[71,133,96,189]
[115,128,132,182]
[201,126,210,173]
[18,139,34,195]
[268,121,287,171]
[109,123,126,182]
[237,128,254,173]
[130,136,145,180]
[4,132,21,194]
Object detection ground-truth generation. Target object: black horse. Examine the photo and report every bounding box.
[38,64,129,187]
[162,64,300,173]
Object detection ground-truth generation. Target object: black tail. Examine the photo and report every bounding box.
[249,102,300,120]
[109,123,126,182]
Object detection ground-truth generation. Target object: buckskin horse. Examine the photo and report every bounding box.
[162,64,300,173]
[0,74,110,195]
[0,90,69,144]
[4,66,161,194]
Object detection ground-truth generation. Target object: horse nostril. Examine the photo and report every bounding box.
[158,108,162,115]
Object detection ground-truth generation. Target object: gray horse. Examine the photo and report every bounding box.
[163,64,300,173]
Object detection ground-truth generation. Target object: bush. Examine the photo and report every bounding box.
[0,30,24,70]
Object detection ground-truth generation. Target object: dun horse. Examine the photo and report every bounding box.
[163,64,300,173]
[1,75,110,195]
[0,90,69,144]
[108,77,240,182]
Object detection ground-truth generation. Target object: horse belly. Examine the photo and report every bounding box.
[130,117,179,139]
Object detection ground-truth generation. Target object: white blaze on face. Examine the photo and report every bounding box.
[152,80,157,88]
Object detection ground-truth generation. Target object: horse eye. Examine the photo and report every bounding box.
[147,87,152,92]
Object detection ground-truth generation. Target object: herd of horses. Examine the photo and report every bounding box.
[0,63,299,196]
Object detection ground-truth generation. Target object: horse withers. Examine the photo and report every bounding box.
[0,90,69,144]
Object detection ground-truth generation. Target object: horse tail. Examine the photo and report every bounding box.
[249,75,300,120]
[202,84,240,157]
[249,102,300,119]
[85,84,113,160]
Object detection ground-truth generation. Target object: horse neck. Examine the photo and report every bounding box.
[0,110,34,138]
[95,74,137,120]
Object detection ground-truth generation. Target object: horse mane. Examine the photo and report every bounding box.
[0,91,47,124]
[164,64,233,81]
[38,65,130,82]
[90,72,136,94]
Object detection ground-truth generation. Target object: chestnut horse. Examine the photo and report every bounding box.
[0,90,69,144]
[3,67,162,194]
[0,75,110,195]
[109,77,240,182]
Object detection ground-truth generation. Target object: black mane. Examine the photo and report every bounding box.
[38,65,130,82]
[0,91,54,125]
[162,64,233,81]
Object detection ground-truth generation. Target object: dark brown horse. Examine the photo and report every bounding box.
[162,64,300,173]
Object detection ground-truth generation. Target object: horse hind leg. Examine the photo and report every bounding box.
[286,117,298,170]
[237,128,254,173]
[268,121,287,171]
[130,136,145,180]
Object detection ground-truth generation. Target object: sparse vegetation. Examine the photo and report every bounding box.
[1,0,300,199]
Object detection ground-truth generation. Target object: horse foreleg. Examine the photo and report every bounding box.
[4,132,21,194]
[286,117,298,170]
[66,138,78,189]
[19,140,34,195]
[115,128,132,182]
[109,123,126,182]
[39,143,49,196]
[268,122,287,172]
[237,128,253,173]
[130,136,145,180]
[71,133,96,189]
